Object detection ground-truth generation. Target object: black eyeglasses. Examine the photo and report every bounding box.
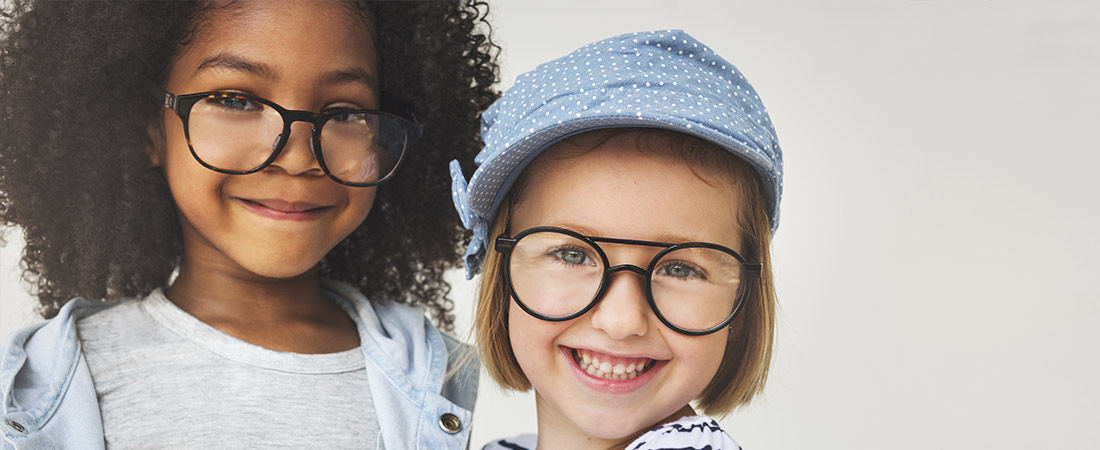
[156,88,421,187]
[495,226,761,336]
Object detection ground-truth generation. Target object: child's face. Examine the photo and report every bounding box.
[156,0,378,279]
[507,135,740,442]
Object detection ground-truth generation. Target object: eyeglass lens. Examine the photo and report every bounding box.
[507,230,746,332]
[186,94,405,184]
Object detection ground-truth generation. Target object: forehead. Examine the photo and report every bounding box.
[190,0,369,43]
[511,132,744,251]
[168,0,376,86]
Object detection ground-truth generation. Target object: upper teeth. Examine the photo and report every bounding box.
[574,349,651,381]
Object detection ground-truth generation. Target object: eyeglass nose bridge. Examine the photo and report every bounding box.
[268,109,327,160]
[281,109,326,129]
[606,264,647,277]
[599,264,652,308]
[278,109,326,142]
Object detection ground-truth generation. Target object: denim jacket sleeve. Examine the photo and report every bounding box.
[1,299,108,450]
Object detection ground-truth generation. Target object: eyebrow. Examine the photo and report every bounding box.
[541,222,600,238]
[195,53,378,91]
[318,67,378,92]
[540,222,667,245]
[196,53,279,80]
[544,222,721,247]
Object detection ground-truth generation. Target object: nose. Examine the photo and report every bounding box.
[268,121,323,176]
[588,269,651,340]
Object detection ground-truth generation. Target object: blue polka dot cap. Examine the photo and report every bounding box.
[449,30,783,279]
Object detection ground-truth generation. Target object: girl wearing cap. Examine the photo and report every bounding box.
[451,30,782,449]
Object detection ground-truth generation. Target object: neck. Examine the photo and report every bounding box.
[533,395,696,450]
[165,252,359,354]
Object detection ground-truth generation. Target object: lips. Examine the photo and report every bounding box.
[237,198,330,221]
[562,345,668,389]
[247,198,326,213]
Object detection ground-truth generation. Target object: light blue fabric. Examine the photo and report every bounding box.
[0,279,478,449]
[450,30,783,279]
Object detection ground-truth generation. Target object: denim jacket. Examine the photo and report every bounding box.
[0,280,478,449]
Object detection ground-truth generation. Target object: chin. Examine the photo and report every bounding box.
[581,426,636,441]
[239,254,324,281]
[560,407,658,441]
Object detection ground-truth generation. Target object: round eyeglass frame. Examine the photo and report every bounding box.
[156,88,421,187]
[495,226,763,336]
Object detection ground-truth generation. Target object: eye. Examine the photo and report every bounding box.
[329,111,366,124]
[323,102,368,120]
[549,246,595,266]
[204,94,262,112]
[656,260,706,281]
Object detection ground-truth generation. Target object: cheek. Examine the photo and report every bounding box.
[161,116,205,185]
[160,114,189,162]
[507,301,563,373]
[162,128,225,209]
[344,188,376,226]
[671,330,729,387]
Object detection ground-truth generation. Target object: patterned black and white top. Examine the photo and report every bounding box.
[482,415,742,450]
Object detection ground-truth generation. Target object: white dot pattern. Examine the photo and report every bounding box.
[449,30,784,278]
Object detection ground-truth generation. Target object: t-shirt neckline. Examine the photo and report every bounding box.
[141,288,365,374]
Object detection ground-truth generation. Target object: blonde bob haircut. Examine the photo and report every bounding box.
[473,129,777,415]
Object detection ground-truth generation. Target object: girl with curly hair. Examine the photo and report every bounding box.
[0,0,497,448]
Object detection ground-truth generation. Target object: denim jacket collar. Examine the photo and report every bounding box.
[1,280,477,449]
[324,279,479,449]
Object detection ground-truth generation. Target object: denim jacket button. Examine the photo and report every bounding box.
[438,413,461,434]
[5,419,26,433]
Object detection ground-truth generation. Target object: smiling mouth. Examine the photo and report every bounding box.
[241,198,328,213]
[570,347,657,381]
[236,197,332,222]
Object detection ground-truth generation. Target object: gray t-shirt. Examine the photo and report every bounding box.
[76,289,380,449]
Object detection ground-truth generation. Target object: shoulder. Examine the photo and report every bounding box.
[481,433,537,450]
[1,297,117,446]
[320,279,480,449]
[1,297,114,373]
[1,296,138,392]
[321,277,479,393]
[627,415,742,450]
[321,278,426,327]
[321,279,471,359]
[74,296,148,342]
[323,278,481,397]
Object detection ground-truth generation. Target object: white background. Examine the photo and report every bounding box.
[3,1,1099,448]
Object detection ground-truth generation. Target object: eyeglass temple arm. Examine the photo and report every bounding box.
[744,263,763,279]
[403,114,423,145]
[145,83,176,111]
[494,236,516,252]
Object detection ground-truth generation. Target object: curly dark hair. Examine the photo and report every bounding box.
[0,0,499,331]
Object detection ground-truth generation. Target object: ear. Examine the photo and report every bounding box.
[145,120,166,167]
